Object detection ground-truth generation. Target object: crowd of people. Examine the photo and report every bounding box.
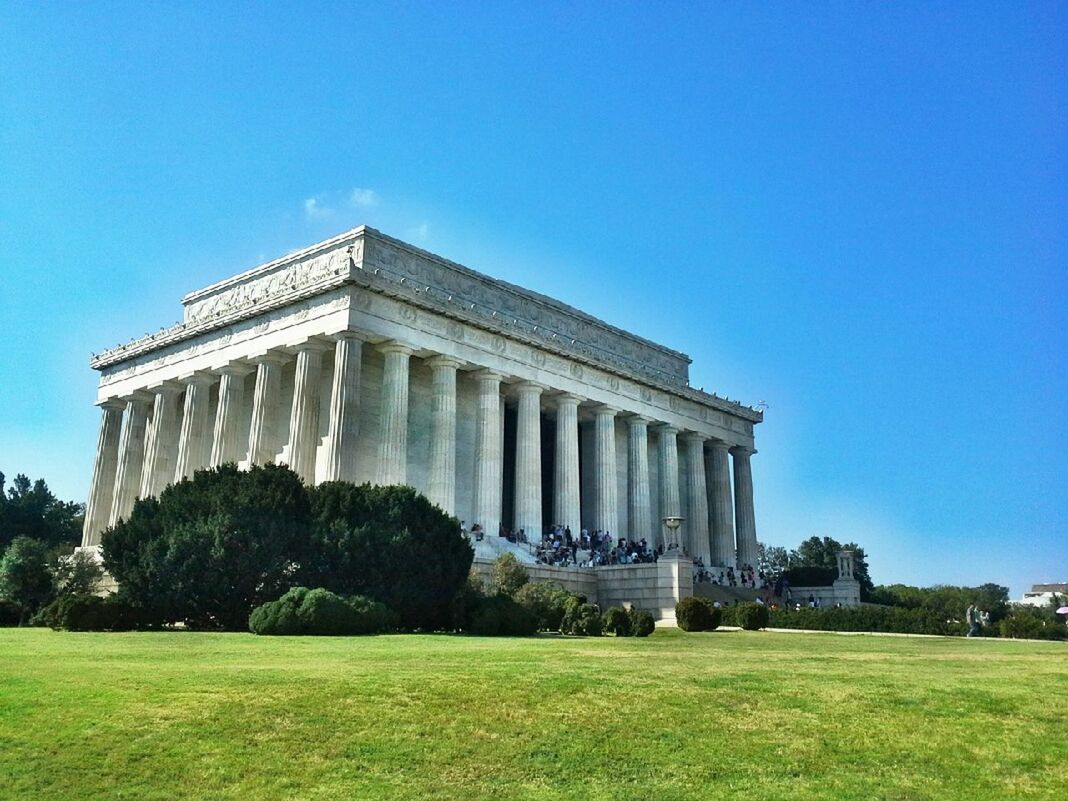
[692,560,769,589]
[532,526,662,568]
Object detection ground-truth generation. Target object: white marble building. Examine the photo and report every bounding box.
[81,227,763,570]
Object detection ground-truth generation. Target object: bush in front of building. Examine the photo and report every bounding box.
[103,463,313,631]
[736,602,770,630]
[628,607,656,637]
[561,600,603,636]
[675,596,721,632]
[602,606,631,636]
[766,604,964,635]
[36,593,141,631]
[249,587,396,636]
[513,580,575,632]
[307,482,473,632]
[467,593,539,637]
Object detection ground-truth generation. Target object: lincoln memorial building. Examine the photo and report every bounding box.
[80,227,763,585]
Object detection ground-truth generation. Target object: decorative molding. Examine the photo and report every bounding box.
[90,226,764,424]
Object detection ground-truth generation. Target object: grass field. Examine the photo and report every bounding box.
[1,628,1065,801]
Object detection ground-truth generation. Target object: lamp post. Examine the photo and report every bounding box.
[662,516,685,554]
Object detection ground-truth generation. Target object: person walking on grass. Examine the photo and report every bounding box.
[966,603,981,637]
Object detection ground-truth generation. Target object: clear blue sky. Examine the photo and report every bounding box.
[1,3,1064,596]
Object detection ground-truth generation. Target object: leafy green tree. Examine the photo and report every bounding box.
[51,549,103,598]
[869,583,1009,623]
[308,482,473,631]
[757,542,791,574]
[0,537,53,624]
[0,472,84,554]
[791,535,874,599]
[490,552,529,597]
[102,463,313,630]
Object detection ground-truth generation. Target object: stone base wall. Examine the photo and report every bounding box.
[789,578,862,607]
[472,551,693,624]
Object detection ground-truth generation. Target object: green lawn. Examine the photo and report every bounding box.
[1,628,1064,801]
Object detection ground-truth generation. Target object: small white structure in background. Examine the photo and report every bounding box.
[789,549,863,607]
[1016,583,1068,608]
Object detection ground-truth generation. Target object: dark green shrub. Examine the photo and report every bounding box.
[766,605,965,636]
[468,594,538,637]
[628,608,656,637]
[38,593,140,631]
[706,604,723,631]
[249,586,395,636]
[738,602,770,631]
[514,581,575,632]
[675,596,715,631]
[449,571,487,632]
[602,606,631,636]
[103,464,313,630]
[0,599,20,626]
[562,602,603,636]
[1000,611,1067,641]
[308,482,473,631]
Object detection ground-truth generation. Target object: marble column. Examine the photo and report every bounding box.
[513,382,544,541]
[81,400,124,547]
[210,365,251,468]
[627,415,652,542]
[706,440,736,567]
[246,353,286,467]
[426,356,461,512]
[657,424,681,549]
[287,342,328,485]
[376,342,412,486]
[683,433,712,564]
[173,374,214,482]
[732,446,759,569]
[593,406,618,537]
[323,334,363,482]
[140,383,182,499]
[553,394,582,531]
[473,370,503,537]
[108,394,152,527]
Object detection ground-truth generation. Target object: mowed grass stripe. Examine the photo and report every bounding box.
[1,629,1064,800]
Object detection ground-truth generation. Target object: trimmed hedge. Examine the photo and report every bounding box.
[766,605,966,636]
[37,593,140,631]
[628,608,656,637]
[737,602,770,631]
[602,606,631,636]
[675,597,722,632]
[561,600,603,636]
[468,594,539,637]
[513,581,574,632]
[249,587,396,636]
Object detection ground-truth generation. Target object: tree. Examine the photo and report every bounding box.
[0,471,84,554]
[51,549,103,598]
[791,535,874,599]
[490,553,529,596]
[308,482,473,631]
[757,542,791,575]
[869,583,1009,623]
[0,537,53,624]
[102,463,313,630]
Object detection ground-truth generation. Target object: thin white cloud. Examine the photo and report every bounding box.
[410,222,430,242]
[303,197,333,220]
[350,188,379,207]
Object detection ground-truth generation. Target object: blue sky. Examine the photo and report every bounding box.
[1,3,1064,596]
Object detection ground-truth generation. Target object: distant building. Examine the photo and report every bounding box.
[1017,583,1068,608]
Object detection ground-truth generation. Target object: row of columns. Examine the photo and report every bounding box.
[82,335,759,567]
